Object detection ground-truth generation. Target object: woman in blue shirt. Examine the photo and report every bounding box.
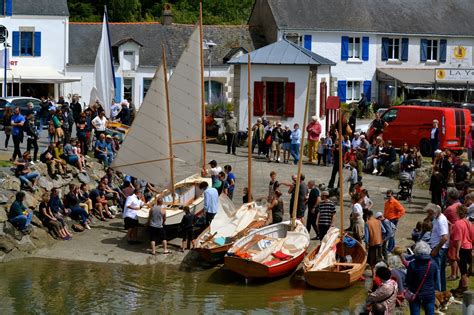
[11,107,25,161]
[290,123,302,165]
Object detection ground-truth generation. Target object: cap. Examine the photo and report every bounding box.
[375,212,383,219]
[106,134,112,139]
[321,190,329,196]
[435,149,442,155]
[311,116,318,121]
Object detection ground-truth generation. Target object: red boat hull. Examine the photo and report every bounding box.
[224,251,306,279]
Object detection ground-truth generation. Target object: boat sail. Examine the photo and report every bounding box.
[112,25,211,227]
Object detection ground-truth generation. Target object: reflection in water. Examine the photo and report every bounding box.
[0,259,367,314]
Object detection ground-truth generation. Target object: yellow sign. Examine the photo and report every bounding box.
[453,45,467,60]
[436,69,446,80]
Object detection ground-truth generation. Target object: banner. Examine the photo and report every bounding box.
[0,49,10,69]
[435,68,474,82]
[449,44,472,67]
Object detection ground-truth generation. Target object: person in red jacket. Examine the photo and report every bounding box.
[306,116,321,163]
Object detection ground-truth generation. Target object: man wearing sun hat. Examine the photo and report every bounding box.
[306,116,322,163]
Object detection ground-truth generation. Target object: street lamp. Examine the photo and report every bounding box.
[203,39,216,104]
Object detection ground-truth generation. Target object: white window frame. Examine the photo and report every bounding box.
[346,81,362,102]
[348,37,361,60]
[123,78,134,102]
[388,38,401,60]
[427,39,439,61]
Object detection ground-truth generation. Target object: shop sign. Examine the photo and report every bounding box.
[435,68,474,82]
[449,44,472,67]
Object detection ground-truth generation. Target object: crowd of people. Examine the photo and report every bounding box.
[4,95,474,314]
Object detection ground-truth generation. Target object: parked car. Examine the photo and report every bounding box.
[401,99,444,107]
[0,97,42,123]
[367,105,471,156]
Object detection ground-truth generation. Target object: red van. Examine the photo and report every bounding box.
[367,106,471,156]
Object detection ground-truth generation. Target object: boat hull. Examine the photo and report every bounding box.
[304,237,367,290]
[195,245,231,263]
[137,175,211,227]
[224,251,306,278]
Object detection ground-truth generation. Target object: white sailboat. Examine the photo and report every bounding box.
[112,25,211,227]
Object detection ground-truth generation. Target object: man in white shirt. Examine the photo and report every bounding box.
[426,203,449,291]
[123,189,145,244]
[199,181,218,226]
[92,110,108,140]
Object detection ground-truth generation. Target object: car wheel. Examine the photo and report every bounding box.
[419,139,431,157]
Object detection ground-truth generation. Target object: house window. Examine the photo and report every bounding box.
[122,51,135,71]
[427,39,438,61]
[266,82,285,116]
[388,38,400,60]
[348,37,361,59]
[123,78,133,102]
[204,81,223,104]
[143,78,152,98]
[346,81,362,101]
[20,32,34,56]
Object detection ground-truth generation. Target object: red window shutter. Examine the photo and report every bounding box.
[285,82,295,117]
[319,81,327,118]
[253,81,264,116]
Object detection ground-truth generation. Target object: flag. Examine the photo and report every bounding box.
[89,8,116,117]
[0,49,10,69]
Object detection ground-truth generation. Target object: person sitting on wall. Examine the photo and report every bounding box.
[8,191,33,234]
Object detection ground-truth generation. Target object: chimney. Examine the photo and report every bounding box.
[162,3,173,26]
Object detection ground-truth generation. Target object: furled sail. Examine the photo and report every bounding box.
[111,64,172,189]
[169,26,204,178]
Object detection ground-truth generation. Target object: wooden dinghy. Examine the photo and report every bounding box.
[194,198,268,263]
[136,175,212,227]
[303,227,367,290]
[224,221,310,279]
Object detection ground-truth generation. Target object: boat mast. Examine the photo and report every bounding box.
[199,0,207,171]
[291,71,312,230]
[338,109,344,239]
[162,46,176,202]
[247,54,253,202]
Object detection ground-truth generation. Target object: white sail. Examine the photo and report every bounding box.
[169,27,204,176]
[111,64,172,189]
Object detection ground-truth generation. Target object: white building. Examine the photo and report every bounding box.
[229,40,334,131]
[250,0,474,105]
[0,0,79,99]
[65,20,263,109]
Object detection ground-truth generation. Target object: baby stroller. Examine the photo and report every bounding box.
[396,172,413,202]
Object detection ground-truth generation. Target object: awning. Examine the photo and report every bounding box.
[0,67,81,83]
[377,68,435,84]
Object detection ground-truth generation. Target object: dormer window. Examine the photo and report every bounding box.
[123,51,135,71]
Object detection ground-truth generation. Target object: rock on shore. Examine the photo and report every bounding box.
[0,159,106,263]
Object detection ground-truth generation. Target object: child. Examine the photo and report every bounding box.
[224,165,235,200]
[317,137,326,166]
[180,206,195,251]
[325,133,333,165]
[347,162,358,195]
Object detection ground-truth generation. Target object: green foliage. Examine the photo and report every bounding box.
[68,0,255,24]
[391,96,404,106]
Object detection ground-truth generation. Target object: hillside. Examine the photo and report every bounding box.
[68,0,255,24]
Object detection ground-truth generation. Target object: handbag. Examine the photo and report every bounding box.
[404,261,431,302]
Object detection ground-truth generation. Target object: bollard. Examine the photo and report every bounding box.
[463,291,474,315]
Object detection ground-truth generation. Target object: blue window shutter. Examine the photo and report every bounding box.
[439,39,447,62]
[337,80,347,102]
[362,36,369,61]
[401,38,409,61]
[12,31,19,56]
[381,37,389,61]
[34,32,41,57]
[341,36,349,61]
[304,35,312,51]
[5,0,12,16]
[114,77,122,102]
[420,39,428,62]
[363,81,372,101]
